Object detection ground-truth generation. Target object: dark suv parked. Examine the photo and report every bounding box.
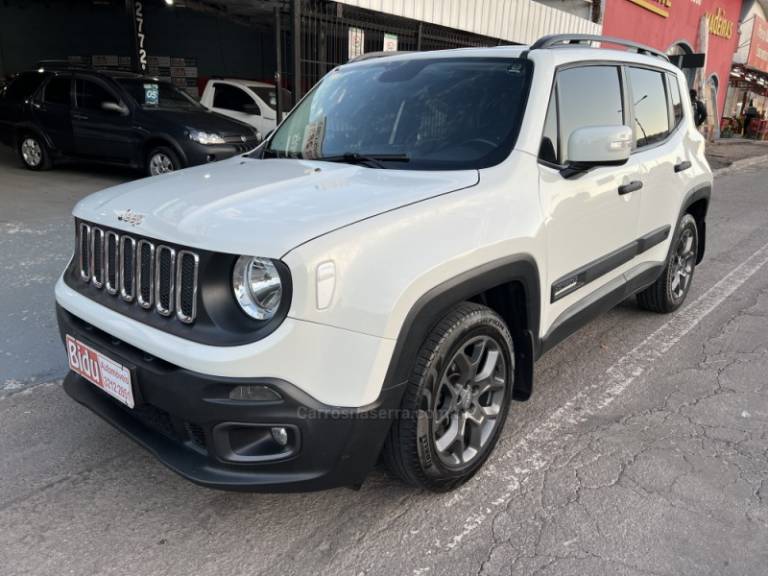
[0,67,259,175]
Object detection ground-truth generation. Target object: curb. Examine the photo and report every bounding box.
[713,153,768,176]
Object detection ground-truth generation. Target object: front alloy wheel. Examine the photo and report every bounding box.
[432,335,507,468]
[384,302,514,491]
[146,146,181,176]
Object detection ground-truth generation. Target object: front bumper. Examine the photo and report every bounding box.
[57,305,404,492]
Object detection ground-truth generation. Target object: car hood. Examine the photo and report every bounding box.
[73,157,479,257]
[145,108,253,135]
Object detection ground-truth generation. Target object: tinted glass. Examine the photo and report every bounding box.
[3,72,45,102]
[266,58,532,170]
[116,79,202,110]
[44,77,71,106]
[557,66,624,163]
[249,86,293,111]
[75,79,118,110]
[668,73,684,128]
[628,67,670,147]
[539,86,558,164]
[213,84,253,112]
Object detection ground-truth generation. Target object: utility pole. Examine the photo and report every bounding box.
[292,0,302,105]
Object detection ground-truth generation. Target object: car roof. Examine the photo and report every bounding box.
[342,40,677,74]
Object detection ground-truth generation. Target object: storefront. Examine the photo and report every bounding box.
[602,0,742,134]
[725,9,768,137]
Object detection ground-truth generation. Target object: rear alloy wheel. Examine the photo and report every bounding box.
[146,146,180,176]
[18,133,51,170]
[383,302,514,491]
[637,213,698,313]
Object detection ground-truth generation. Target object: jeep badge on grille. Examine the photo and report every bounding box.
[116,209,145,227]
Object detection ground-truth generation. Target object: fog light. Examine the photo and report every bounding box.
[229,385,282,402]
[271,426,289,447]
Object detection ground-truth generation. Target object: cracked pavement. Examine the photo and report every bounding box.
[1,151,767,576]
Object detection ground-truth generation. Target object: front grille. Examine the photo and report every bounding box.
[77,223,199,324]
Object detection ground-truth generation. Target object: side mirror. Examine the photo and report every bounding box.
[101,101,129,116]
[563,125,632,178]
[242,103,261,116]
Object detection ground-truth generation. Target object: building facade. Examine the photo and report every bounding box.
[726,0,768,124]
[602,0,742,131]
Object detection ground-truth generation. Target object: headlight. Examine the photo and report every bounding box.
[232,256,283,320]
[189,129,225,145]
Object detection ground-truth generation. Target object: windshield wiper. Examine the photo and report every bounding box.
[315,152,410,169]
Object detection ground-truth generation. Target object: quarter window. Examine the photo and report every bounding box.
[213,84,254,112]
[667,73,684,128]
[44,77,71,106]
[556,66,624,164]
[627,67,670,148]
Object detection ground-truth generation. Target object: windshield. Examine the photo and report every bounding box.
[265,57,531,170]
[116,79,203,110]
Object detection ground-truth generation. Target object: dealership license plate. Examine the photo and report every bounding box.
[65,335,135,409]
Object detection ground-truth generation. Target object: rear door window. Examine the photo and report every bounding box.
[556,66,624,164]
[43,77,72,106]
[627,67,670,148]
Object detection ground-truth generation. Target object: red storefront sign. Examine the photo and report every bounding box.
[747,16,768,74]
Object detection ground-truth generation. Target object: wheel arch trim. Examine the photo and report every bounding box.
[381,254,541,396]
[142,134,188,167]
[681,183,711,264]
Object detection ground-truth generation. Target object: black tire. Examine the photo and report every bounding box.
[146,145,181,177]
[637,213,699,313]
[17,132,52,170]
[383,302,514,491]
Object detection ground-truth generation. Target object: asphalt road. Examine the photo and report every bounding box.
[1,151,767,576]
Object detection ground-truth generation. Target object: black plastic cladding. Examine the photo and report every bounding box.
[65,219,292,346]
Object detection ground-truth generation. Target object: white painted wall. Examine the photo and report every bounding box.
[334,0,602,44]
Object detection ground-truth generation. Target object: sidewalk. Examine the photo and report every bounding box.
[705,138,768,170]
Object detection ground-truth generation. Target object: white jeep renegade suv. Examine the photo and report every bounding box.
[56,35,712,492]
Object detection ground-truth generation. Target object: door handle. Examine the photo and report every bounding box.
[72,113,89,120]
[618,180,643,195]
[674,160,692,173]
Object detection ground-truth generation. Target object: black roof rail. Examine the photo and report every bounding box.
[529,34,669,61]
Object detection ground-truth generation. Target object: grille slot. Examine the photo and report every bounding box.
[137,240,155,309]
[79,223,91,281]
[105,231,119,295]
[176,251,199,324]
[77,223,199,324]
[155,246,176,317]
[91,227,104,288]
[119,236,136,302]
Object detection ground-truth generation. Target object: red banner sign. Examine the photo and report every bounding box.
[748,16,768,74]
